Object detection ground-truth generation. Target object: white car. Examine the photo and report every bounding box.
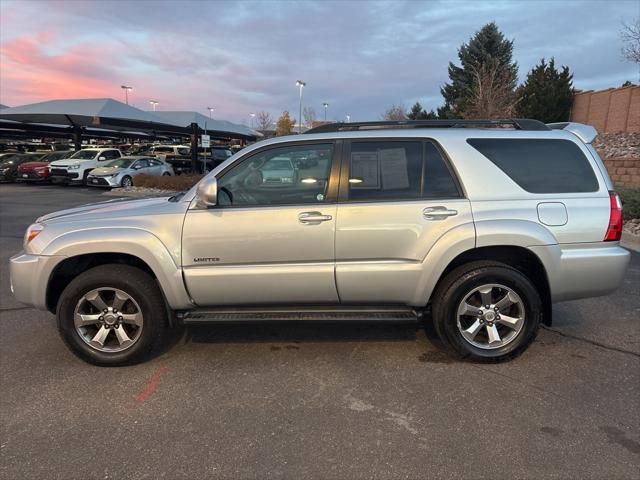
[49,148,122,185]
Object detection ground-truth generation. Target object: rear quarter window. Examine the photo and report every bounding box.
[467,138,599,193]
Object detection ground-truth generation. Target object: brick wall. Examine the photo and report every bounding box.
[602,157,640,188]
[570,85,639,133]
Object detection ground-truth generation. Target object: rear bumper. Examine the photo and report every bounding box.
[9,252,66,310]
[530,243,631,302]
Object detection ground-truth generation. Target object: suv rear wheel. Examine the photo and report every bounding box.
[56,264,168,366]
[431,261,541,361]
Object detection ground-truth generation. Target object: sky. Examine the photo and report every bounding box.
[0,0,638,125]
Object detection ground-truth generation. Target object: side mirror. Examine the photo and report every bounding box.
[98,156,106,161]
[196,176,217,208]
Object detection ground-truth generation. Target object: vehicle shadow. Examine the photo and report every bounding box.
[183,320,425,345]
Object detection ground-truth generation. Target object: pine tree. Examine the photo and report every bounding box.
[440,22,518,118]
[515,58,574,123]
[407,102,438,120]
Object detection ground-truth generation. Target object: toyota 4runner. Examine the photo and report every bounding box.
[10,120,630,366]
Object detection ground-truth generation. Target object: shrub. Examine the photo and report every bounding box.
[619,188,640,220]
[132,173,203,191]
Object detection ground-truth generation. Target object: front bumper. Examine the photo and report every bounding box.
[10,252,66,311]
[16,171,48,182]
[530,243,631,302]
[50,169,80,183]
[87,176,119,187]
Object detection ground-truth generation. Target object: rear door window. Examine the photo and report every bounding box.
[467,138,599,193]
[346,140,461,201]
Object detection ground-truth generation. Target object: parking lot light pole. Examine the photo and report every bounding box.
[249,112,256,129]
[121,85,133,105]
[346,114,351,123]
[207,107,214,119]
[323,102,329,121]
[149,100,158,111]
[296,80,306,134]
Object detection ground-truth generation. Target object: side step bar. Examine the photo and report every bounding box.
[182,307,420,324]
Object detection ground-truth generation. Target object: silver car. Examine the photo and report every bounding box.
[86,156,173,188]
[9,120,630,366]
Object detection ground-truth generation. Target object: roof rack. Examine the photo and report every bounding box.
[304,118,550,134]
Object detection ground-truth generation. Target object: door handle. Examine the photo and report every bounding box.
[423,206,458,220]
[298,211,333,224]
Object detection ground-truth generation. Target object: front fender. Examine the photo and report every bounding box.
[42,228,193,309]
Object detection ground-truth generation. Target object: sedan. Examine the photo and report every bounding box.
[86,156,173,188]
[16,151,73,183]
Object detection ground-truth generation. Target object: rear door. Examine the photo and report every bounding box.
[335,139,473,304]
[182,141,341,306]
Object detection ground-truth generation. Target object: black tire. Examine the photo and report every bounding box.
[121,175,132,187]
[82,170,91,186]
[431,261,541,362]
[162,172,171,176]
[57,264,169,366]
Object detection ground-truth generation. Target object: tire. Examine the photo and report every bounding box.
[82,170,90,186]
[162,172,171,176]
[431,261,541,362]
[56,264,169,366]
[121,175,133,187]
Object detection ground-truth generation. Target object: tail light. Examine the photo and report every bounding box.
[604,191,623,241]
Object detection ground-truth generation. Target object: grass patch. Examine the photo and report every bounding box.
[619,188,640,220]
[133,173,203,191]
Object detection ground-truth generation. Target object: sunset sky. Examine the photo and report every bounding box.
[0,0,637,124]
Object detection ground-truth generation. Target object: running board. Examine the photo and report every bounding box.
[182,307,419,323]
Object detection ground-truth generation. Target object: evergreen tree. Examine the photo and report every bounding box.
[440,22,518,118]
[407,102,438,120]
[515,58,574,122]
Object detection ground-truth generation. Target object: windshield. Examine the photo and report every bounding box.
[70,150,98,160]
[104,158,134,168]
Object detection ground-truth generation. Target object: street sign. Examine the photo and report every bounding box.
[201,134,210,148]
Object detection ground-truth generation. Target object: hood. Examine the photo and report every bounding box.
[90,166,124,176]
[50,158,91,167]
[37,196,172,224]
[18,162,48,170]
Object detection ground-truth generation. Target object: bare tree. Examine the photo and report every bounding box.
[256,111,274,131]
[380,104,408,121]
[303,106,316,127]
[621,18,640,65]
[461,59,517,119]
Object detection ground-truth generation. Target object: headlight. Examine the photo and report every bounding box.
[25,223,44,244]
[68,164,81,170]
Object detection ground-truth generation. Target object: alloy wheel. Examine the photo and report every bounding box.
[456,283,525,349]
[74,287,143,353]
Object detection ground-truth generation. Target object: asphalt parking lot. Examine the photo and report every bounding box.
[1,183,639,480]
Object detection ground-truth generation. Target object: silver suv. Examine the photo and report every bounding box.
[9,120,630,366]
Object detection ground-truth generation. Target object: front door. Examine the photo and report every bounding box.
[182,141,340,306]
[335,139,473,304]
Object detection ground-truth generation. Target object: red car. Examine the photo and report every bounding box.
[16,151,72,182]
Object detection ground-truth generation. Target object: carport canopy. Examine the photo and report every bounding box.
[0,98,258,146]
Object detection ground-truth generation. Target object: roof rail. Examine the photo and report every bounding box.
[304,118,550,134]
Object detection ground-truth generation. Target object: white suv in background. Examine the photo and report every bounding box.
[49,148,122,185]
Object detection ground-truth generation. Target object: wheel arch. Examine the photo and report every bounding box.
[429,245,552,326]
[42,229,192,313]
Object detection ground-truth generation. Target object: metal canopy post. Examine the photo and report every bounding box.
[73,126,82,151]
[190,122,199,173]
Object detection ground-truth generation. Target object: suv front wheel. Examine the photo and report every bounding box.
[57,264,168,366]
[431,261,542,361]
